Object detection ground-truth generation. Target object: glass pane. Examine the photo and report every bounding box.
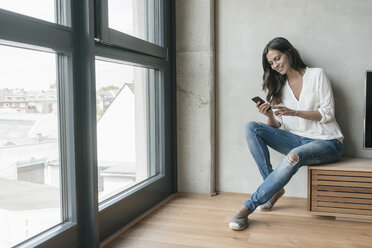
[0,0,56,23]
[96,60,157,202]
[0,45,61,247]
[108,0,160,44]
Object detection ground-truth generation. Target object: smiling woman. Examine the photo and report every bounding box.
[262,37,307,105]
[229,37,344,231]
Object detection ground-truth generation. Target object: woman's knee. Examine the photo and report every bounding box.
[287,152,299,166]
[244,121,261,135]
[282,150,302,172]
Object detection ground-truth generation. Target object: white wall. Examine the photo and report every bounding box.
[216,0,372,197]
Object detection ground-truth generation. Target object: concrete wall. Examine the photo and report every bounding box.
[176,0,216,193]
[217,0,372,197]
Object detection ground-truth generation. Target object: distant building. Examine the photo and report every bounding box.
[96,87,120,118]
[0,88,57,113]
[97,83,137,199]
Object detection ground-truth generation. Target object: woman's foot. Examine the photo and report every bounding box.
[229,207,249,230]
[258,188,285,211]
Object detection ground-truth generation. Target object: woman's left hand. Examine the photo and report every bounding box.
[272,106,298,117]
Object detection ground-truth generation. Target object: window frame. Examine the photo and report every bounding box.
[94,38,171,243]
[94,55,164,205]
[0,5,79,248]
[94,0,174,242]
[0,0,175,246]
[95,0,167,59]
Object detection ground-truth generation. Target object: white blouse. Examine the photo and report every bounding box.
[275,67,344,141]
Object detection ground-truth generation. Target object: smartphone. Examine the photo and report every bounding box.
[251,96,271,110]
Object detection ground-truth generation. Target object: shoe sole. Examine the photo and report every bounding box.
[229,223,248,231]
[258,205,271,212]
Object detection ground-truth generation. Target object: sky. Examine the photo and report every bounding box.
[0,45,56,91]
[0,0,135,31]
[0,1,56,90]
[0,1,138,91]
[0,44,137,91]
[0,0,54,22]
[109,0,134,35]
[95,60,134,90]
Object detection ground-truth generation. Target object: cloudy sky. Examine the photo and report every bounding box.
[0,0,136,91]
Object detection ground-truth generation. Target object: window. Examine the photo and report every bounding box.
[95,59,161,202]
[96,0,165,58]
[108,0,160,44]
[0,0,54,22]
[0,0,173,247]
[93,0,173,243]
[0,44,62,247]
[0,0,69,25]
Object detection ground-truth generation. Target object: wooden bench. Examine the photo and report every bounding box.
[307,157,372,221]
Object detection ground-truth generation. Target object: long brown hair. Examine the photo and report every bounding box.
[262,37,307,104]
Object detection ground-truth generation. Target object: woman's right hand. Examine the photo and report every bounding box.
[256,101,274,118]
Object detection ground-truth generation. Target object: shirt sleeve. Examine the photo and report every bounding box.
[317,69,335,124]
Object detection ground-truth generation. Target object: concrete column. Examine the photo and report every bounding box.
[176,0,216,193]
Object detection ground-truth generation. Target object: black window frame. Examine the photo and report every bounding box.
[0,0,176,247]
[94,0,174,242]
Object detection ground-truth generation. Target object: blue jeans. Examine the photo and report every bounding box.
[243,121,343,213]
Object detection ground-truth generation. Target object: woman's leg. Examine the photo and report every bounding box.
[242,139,343,213]
[244,121,303,179]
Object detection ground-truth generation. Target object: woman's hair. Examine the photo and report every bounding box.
[262,37,307,104]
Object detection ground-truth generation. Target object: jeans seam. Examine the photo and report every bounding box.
[251,128,271,177]
[254,127,302,150]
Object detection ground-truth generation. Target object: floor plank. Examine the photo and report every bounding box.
[103,193,372,248]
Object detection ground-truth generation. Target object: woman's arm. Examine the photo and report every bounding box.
[267,115,281,128]
[272,69,335,123]
[257,102,281,128]
[317,69,336,123]
[272,106,322,122]
[297,110,322,121]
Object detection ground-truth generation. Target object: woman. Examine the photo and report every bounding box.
[229,37,343,230]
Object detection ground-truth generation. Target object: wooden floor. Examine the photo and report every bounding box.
[102,193,372,248]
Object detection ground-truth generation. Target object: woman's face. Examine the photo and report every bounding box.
[266,49,291,75]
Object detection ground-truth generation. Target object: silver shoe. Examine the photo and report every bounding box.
[229,212,248,230]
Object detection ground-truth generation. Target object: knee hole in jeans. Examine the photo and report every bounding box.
[286,152,299,166]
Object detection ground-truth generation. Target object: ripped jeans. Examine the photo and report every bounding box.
[243,121,343,213]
